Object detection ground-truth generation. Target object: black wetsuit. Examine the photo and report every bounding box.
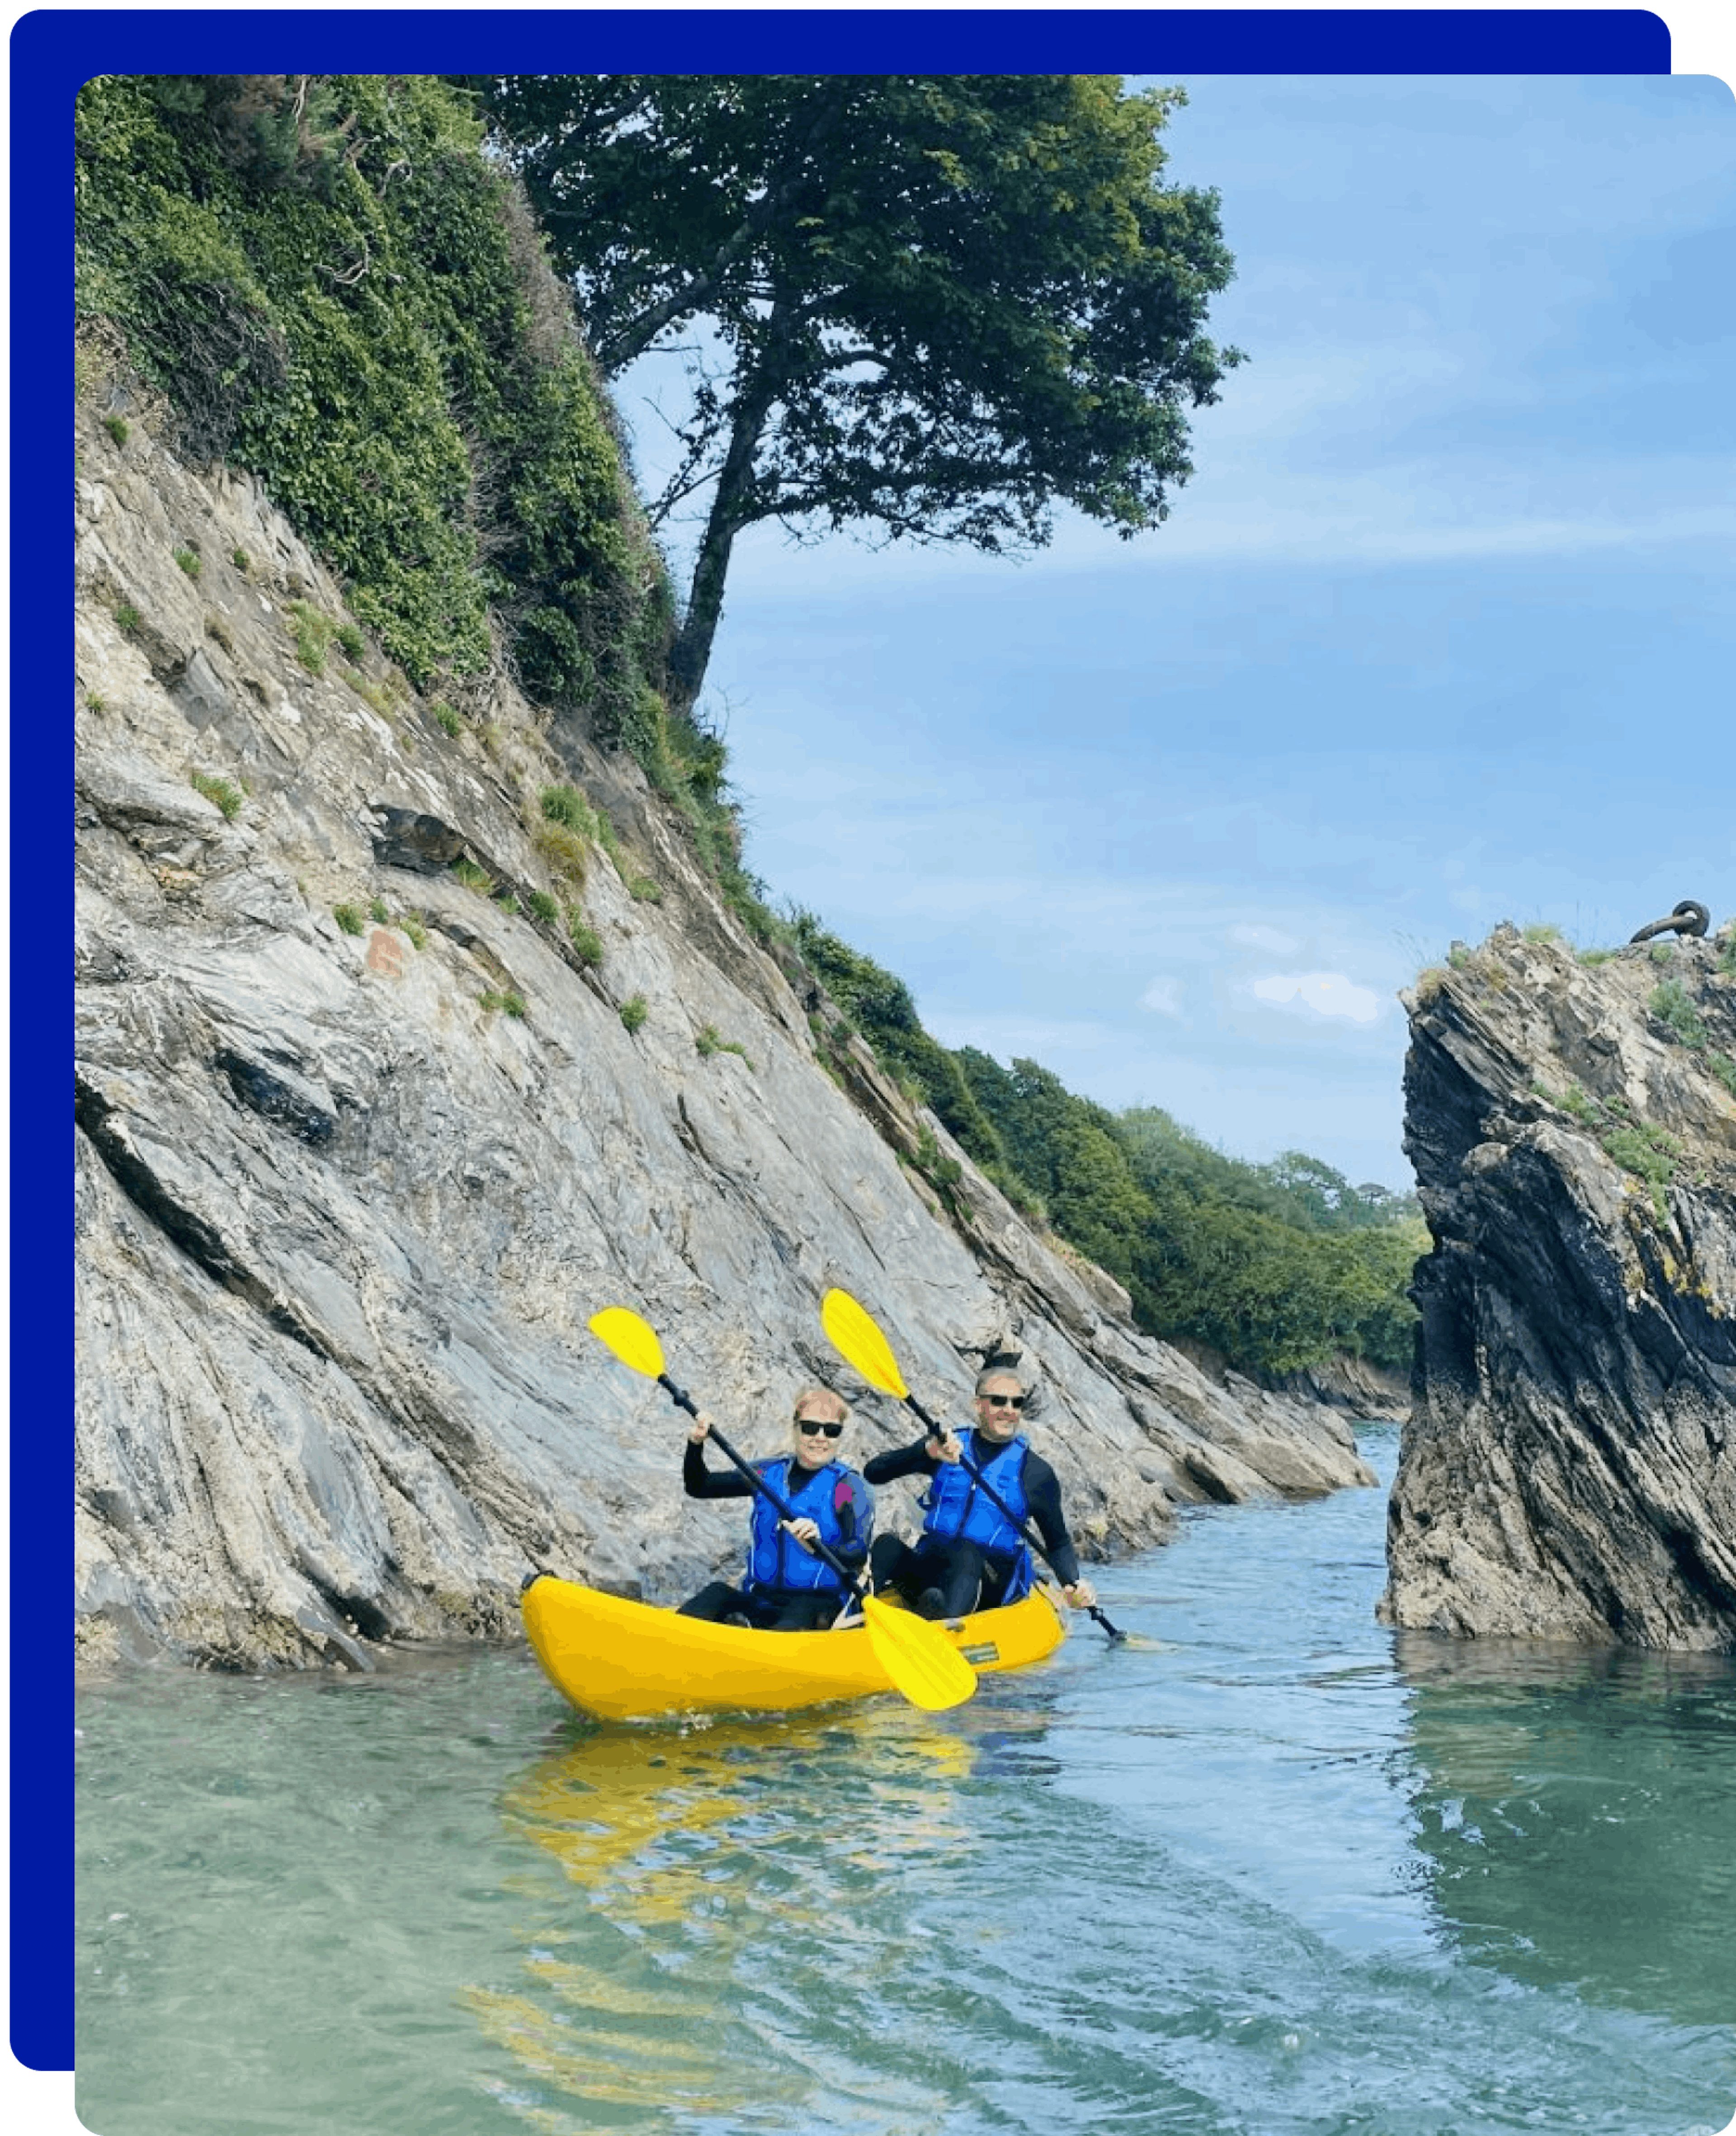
[863,1434,1082,1619]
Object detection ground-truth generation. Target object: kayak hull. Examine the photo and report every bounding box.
[521,1576,1066,1721]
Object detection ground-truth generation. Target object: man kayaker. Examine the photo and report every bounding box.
[864,1366,1098,1621]
[677,1387,873,1630]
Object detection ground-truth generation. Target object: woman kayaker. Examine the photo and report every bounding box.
[676,1388,873,1630]
[865,1365,1098,1621]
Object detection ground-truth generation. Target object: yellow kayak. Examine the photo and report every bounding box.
[521,1576,1067,1721]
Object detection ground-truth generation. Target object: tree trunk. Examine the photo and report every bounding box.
[665,359,780,716]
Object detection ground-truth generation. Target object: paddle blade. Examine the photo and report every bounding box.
[861,1595,976,1711]
[588,1307,666,1381]
[821,1289,908,1400]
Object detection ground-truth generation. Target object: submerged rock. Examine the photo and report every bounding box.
[1381,925,1736,1650]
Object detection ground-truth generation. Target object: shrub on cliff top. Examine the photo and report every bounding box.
[74,73,671,742]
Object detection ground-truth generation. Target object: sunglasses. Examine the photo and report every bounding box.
[795,1418,846,1438]
[979,1394,1026,1411]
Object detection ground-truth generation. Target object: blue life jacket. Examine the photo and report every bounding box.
[920,1430,1034,1599]
[745,1458,868,1593]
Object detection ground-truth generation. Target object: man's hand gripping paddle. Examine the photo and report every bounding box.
[819,1289,1130,1643]
[586,1308,976,1711]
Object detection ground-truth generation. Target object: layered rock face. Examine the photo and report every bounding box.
[75,407,1377,1672]
[1382,926,1736,1650]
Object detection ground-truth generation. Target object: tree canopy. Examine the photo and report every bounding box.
[462,74,1243,706]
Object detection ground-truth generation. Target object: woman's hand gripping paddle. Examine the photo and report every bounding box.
[585,1308,976,1711]
[819,1289,1130,1643]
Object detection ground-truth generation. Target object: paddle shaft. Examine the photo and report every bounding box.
[899,1390,1127,1642]
[658,1374,871,1608]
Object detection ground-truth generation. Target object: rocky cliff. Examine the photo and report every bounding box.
[74,399,1379,1672]
[1382,924,1736,1650]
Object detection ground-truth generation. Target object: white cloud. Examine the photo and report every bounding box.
[1138,977,1183,1016]
[1230,923,1301,956]
[1241,970,1385,1025]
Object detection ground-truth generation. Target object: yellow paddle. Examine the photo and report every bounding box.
[820,1288,1129,1643]
[586,1308,977,1712]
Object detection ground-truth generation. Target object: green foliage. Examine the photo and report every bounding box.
[432,702,462,737]
[115,602,141,634]
[566,910,603,966]
[1548,1076,1688,1219]
[190,770,242,819]
[540,783,594,832]
[695,1023,754,1069]
[1446,943,1472,969]
[1721,933,1736,978]
[401,912,427,951]
[287,600,333,675]
[335,620,365,660]
[451,857,491,892]
[495,890,521,917]
[792,913,1009,1172]
[333,902,365,935]
[1650,943,1675,965]
[593,813,627,873]
[911,1121,964,1209]
[173,545,200,577]
[1600,1123,1681,1216]
[718,863,791,948]
[1577,947,1616,966]
[85,693,106,713]
[472,73,1241,705]
[619,992,648,1033]
[231,545,250,572]
[368,895,389,923]
[525,888,559,923]
[103,412,130,446]
[628,875,662,904]
[1521,923,1561,944]
[342,666,394,714]
[75,72,672,736]
[955,1053,1424,1376]
[534,821,590,884]
[481,988,527,1018]
[1650,979,1709,1050]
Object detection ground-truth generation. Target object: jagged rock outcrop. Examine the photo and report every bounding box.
[1381,924,1736,1650]
[75,402,1377,1672]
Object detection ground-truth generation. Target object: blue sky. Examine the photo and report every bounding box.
[617,71,1734,1192]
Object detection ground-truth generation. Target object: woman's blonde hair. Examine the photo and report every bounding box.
[791,1385,849,1424]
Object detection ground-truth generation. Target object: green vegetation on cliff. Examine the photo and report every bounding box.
[795,919,1422,1377]
[75,73,672,754]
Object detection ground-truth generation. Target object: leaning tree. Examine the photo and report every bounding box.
[461,74,1243,711]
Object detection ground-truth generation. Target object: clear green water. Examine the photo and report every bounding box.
[76,1427,1736,2135]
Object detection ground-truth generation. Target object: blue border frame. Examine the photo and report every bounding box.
[33,2,1671,2081]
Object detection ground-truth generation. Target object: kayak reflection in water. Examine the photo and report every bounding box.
[676,1387,873,1630]
[866,1364,1097,1621]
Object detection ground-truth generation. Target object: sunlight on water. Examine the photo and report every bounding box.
[77,1425,1736,2136]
